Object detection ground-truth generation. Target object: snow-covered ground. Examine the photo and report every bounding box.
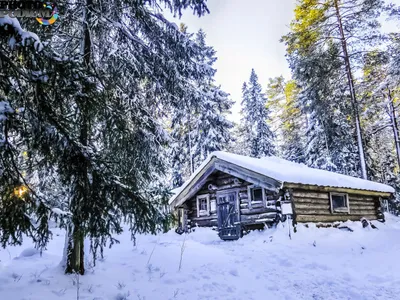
[1,215,400,300]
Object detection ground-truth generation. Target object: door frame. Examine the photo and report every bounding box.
[216,188,241,222]
[216,188,241,236]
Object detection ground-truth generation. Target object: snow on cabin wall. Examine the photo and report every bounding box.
[292,189,381,223]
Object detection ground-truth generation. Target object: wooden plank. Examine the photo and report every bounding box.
[296,214,378,223]
[293,198,329,205]
[285,183,392,197]
[240,207,278,215]
[292,191,329,199]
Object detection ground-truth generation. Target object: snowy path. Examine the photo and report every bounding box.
[1,216,400,300]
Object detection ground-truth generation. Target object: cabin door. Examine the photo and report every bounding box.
[217,190,241,240]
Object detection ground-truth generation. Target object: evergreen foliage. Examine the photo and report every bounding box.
[0,1,210,275]
[170,28,233,183]
[240,69,275,158]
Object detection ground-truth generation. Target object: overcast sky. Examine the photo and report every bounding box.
[165,0,296,121]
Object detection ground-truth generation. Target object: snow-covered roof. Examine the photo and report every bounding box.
[169,151,394,205]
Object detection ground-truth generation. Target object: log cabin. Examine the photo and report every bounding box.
[169,151,395,240]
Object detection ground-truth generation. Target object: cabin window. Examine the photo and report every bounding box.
[380,198,389,212]
[196,194,210,217]
[247,185,266,208]
[252,188,263,201]
[330,193,349,213]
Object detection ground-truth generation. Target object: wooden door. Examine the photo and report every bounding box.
[217,191,241,240]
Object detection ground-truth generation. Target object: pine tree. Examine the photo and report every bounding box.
[241,69,275,158]
[282,0,386,179]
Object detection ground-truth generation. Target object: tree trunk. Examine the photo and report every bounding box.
[65,224,85,275]
[188,109,194,174]
[65,0,92,275]
[387,87,400,168]
[334,0,367,179]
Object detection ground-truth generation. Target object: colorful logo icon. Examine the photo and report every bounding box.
[36,2,58,25]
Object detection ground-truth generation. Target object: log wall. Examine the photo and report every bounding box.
[292,189,380,223]
[184,171,280,227]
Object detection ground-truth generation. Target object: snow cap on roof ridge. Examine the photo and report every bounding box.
[260,155,308,168]
[209,151,395,194]
[169,151,395,206]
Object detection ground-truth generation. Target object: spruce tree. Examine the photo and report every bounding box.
[0,1,211,275]
[287,43,360,176]
[241,69,275,158]
[192,29,234,166]
[170,28,233,180]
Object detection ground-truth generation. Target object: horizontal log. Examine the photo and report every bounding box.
[240,207,278,215]
[285,183,392,197]
[250,202,264,209]
[293,198,329,205]
[295,204,330,210]
[349,202,376,209]
[295,209,331,215]
[348,198,375,204]
[190,216,217,221]
[241,212,277,222]
[241,218,275,225]
[239,192,248,199]
[191,219,218,227]
[348,194,375,201]
[292,191,329,200]
[294,198,376,209]
[214,177,237,186]
[349,209,377,215]
[240,203,248,208]
[296,214,378,223]
[295,209,377,216]
[215,159,281,192]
